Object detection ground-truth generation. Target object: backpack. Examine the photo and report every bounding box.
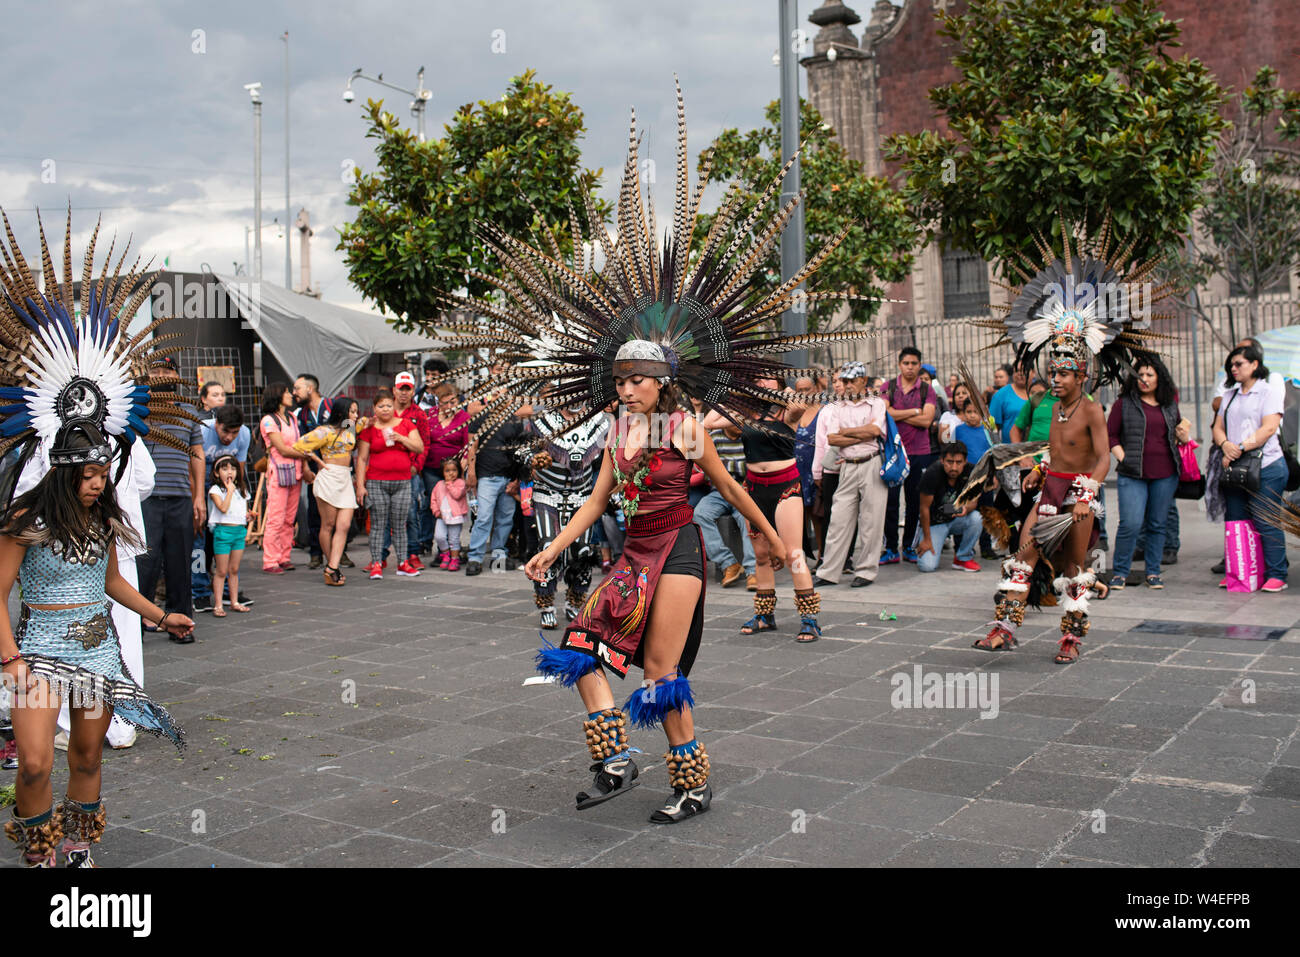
[879,409,910,488]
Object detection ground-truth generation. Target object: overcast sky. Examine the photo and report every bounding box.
[1,0,898,310]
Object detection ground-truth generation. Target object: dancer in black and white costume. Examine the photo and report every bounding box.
[524,401,608,630]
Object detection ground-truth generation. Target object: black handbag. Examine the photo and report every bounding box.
[1219,448,1263,493]
[1176,476,1206,500]
[1218,389,1264,493]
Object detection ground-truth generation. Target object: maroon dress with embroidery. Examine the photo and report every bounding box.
[560,412,706,679]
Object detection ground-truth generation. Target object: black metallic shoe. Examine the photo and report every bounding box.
[649,783,712,824]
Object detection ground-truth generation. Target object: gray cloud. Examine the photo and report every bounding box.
[2,0,863,303]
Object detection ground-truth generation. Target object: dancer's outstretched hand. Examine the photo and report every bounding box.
[524,547,556,583]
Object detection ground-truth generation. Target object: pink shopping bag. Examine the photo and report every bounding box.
[1179,441,1201,481]
[1224,520,1265,593]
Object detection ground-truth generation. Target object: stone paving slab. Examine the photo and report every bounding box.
[3,501,1298,867]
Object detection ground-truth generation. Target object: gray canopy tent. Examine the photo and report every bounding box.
[215,275,442,397]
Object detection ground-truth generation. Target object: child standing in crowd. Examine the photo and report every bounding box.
[431,457,469,571]
[208,454,250,616]
[953,400,992,464]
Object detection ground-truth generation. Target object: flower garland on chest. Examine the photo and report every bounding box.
[611,425,666,520]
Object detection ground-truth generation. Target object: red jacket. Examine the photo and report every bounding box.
[396,403,431,473]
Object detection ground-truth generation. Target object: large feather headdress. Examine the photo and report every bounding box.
[975,211,1178,387]
[421,80,898,440]
[0,207,197,500]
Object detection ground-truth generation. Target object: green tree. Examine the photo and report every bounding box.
[884,0,1227,272]
[338,70,610,332]
[695,98,917,331]
[1167,66,1300,346]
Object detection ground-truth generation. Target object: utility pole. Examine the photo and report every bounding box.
[246,82,263,282]
[778,0,807,370]
[283,32,292,290]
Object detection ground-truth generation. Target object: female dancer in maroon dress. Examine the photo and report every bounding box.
[527,345,786,822]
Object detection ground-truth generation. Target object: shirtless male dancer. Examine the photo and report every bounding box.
[975,326,1109,664]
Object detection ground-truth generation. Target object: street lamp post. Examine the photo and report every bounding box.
[342,67,432,141]
[778,0,807,370]
[245,82,263,282]
[283,31,292,291]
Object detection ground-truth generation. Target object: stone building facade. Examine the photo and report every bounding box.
[801,0,1300,377]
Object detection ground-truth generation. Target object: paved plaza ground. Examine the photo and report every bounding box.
[5,500,1299,867]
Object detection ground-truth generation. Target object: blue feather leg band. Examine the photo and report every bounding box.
[535,635,600,687]
[623,673,695,730]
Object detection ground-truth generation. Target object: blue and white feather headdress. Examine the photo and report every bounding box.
[0,207,197,495]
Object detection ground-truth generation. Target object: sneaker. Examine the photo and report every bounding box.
[192,596,214,613]
[235,591,254,607]
[1212,559,1226,575]
[540,607,557,630]
[880,549,900,565]
[263,565,285,575]
[279,561,295,571]
[1146,575,1164,589]
[465,561,482,577]
[1262,578,1288,592]
[446,556,460,572]
[339,552,355,568]
[980,547,1001,560]
[564,601,581,621]
[1162,549,1178,566]
[308,555,323,570]
[437,551,450,570]
[952,559,981,572]
[1218,578,1229,589]
[397,559,421,577]
[407,555,424,570]
[1,739,17,770]
[1109,574,1126,591]
[54,730,69,752]
[366,561,383,580]
[902,548,919,564]
[109,727,137,750]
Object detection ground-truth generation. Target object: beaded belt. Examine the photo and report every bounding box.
[625,503,695,537]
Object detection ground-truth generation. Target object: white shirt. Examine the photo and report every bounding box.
[1221,379,1286,468]
[815,397,887,477]
[208,484,249,526]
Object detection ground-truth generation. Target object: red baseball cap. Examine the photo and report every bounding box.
[394,371,416,388]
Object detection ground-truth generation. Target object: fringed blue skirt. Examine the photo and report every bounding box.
[15,602,185,751]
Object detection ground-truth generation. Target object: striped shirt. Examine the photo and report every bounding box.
[144,402,202,498]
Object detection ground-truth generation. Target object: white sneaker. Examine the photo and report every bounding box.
[109,727,137,750]
[53,730,69,751]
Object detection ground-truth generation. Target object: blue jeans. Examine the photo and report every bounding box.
[913,510,981,572]
[693,489,755,574]
[1224,457,1289,582]
[1112,474,1179,578]
[1136,499,1180,554]
[409,471,437,555]
[468,474,517,563]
